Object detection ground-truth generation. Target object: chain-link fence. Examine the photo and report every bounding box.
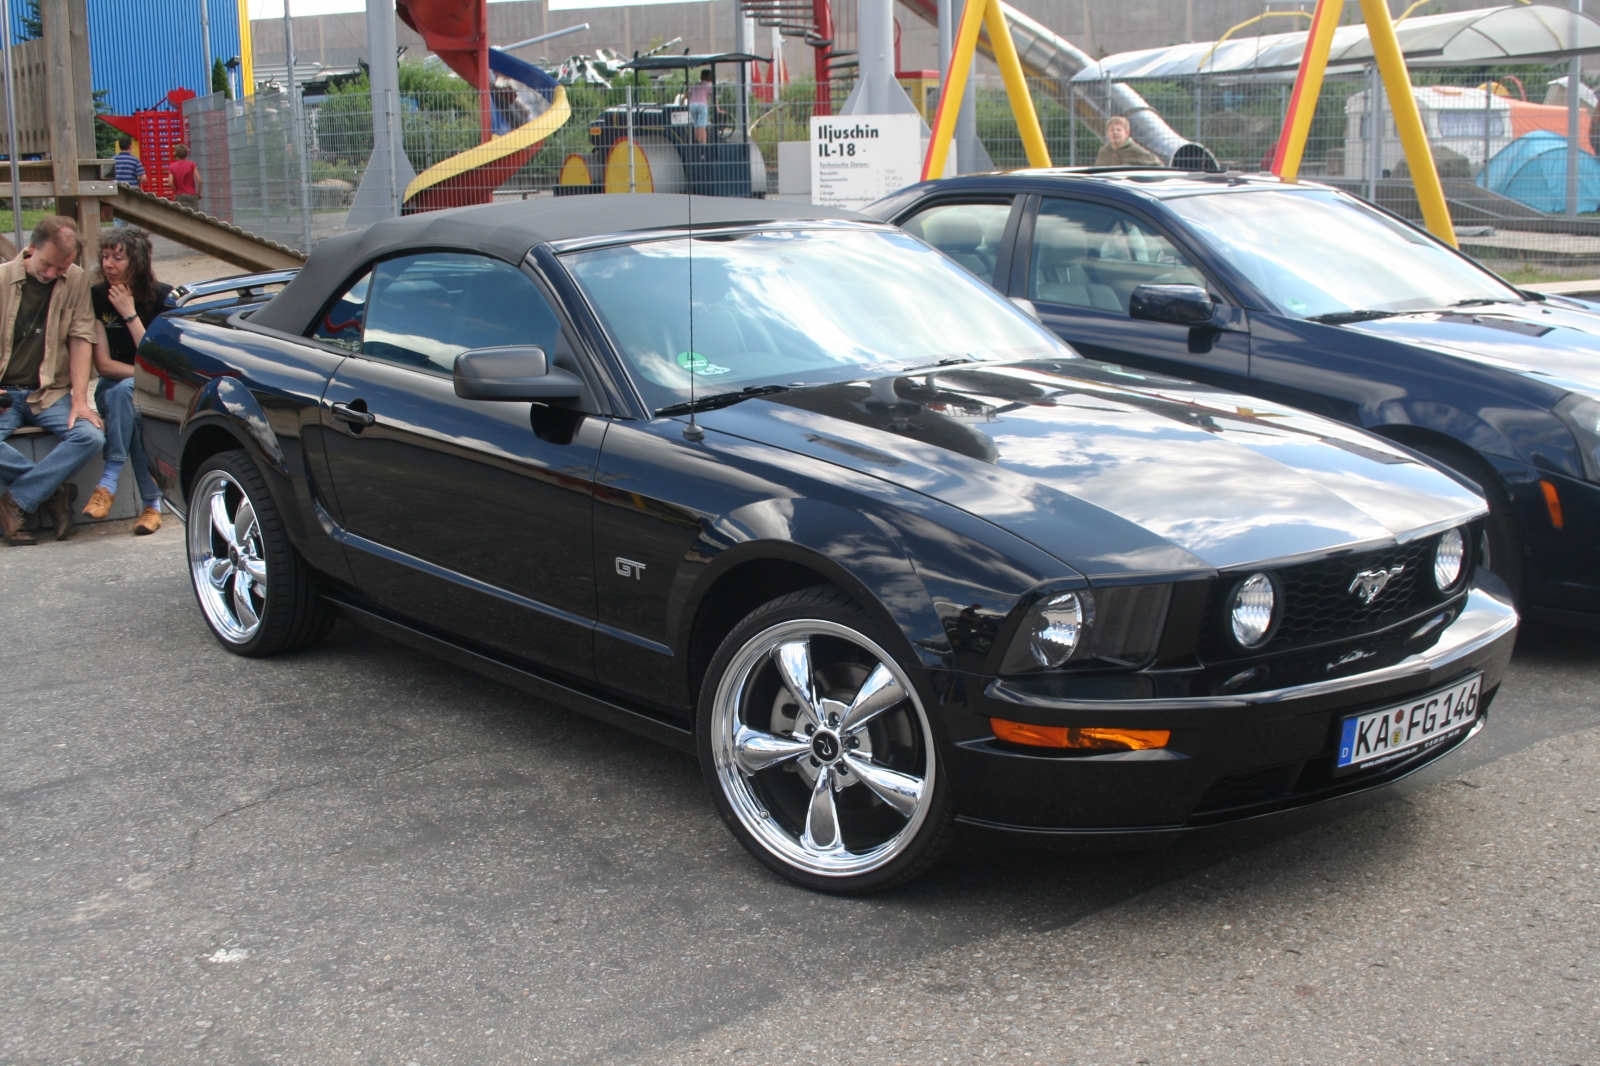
[186,90,317,254]
[178,61,1600,281]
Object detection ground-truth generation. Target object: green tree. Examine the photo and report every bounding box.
[213,57,232,100]
[16,0,40,41]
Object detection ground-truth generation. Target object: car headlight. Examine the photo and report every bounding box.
[1229,573,1276,648]
[1434,527,1466,590]
[1553,392,1600,482]
[1014,591,1091,669]
[999,584,1171,673]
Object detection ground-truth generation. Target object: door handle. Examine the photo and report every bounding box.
[330,401,376,428]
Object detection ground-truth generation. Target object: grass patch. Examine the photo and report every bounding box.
[0,208,53,243]
[1494,265,1600,285]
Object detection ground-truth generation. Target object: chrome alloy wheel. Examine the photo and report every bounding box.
[710,619,937,878]
[188,469,268,644]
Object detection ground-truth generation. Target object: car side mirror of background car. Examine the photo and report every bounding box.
[1129,284,1216,327]
[454,346,585,403]
[1009,296,1042,322]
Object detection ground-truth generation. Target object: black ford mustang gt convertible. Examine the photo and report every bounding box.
[135,196,1517,892]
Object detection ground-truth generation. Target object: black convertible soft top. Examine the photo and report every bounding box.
[251,194,869,335]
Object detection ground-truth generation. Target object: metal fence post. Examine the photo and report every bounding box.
[1068,78,1075,166]
[1,0,23,253]
[1482,78,1491,178]
[284,1,314,252]
[1367,63,1379,202]
[1565,0,1582,218]
[626,83,636,193]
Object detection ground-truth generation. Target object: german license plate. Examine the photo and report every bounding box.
[1335,673,1482,775]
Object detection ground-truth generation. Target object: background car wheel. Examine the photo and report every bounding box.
[698,585,955,893]
[186,451,335,657]
[1394,435,1526,606]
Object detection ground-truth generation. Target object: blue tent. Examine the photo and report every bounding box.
[1476,130,1600,214]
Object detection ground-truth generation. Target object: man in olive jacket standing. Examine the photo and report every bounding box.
[1095,116,1162,166]
[0,217,105,544]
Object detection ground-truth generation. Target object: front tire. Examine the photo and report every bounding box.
[186,450,334,656]
[698,585,955,893]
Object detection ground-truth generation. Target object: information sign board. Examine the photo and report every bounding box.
[808,114,921,208]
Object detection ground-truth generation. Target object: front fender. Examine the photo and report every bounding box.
[682,497,944,664]
[188,375,288,478]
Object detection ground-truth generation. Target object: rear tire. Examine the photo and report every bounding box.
[186,450,335,657]
[1398,436,1525,606]
[697,585,956,894]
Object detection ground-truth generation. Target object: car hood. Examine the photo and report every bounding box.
[699,361,1486,581]
[1343,299,1600,394]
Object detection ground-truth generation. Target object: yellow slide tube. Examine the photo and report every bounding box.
[1358,0,1456,246]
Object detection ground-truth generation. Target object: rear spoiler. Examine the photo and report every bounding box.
[167,269,300,309]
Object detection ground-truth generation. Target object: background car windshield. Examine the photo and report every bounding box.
[565,228,1070,411]
[1167,190,1519,319]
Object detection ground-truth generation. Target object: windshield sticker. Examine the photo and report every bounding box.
[676,351,733,375]
[1284,297,1309,315]
[967,348,1001,362]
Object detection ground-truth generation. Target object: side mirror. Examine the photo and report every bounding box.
[454,345,584,403]
[1129,284,1216,327]
[1009,296,1042,322]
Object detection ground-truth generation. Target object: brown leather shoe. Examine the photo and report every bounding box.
[0,492,35,545]
[45,483,73,540]
[133,505,162,535]
[81,485,114,520]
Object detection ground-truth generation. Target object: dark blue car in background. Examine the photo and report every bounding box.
[867,171,1600,629]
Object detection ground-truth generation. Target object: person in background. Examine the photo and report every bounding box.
[112,136,145,189]
[83,226,168,535]
[1095,115,1161,167]
[168,144,201,211]
[687,69,714,145]
[0,216,104,545]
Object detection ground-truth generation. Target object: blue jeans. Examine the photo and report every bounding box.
[0,389,107,512]
[95,376,161,504]
[689,102,709,128]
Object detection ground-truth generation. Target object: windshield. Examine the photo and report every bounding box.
[564,226,1072,412]
[1166,190,1520,319]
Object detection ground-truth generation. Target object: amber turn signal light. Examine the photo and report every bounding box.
[990,718,1170,751]
[1541,479,1565,529]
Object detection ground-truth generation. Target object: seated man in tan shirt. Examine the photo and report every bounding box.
[1095,115,1162,167]
[0,217,105,544]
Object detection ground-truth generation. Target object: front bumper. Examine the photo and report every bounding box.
[938,579,1518,835]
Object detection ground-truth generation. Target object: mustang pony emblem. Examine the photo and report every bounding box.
[1349,565,1404,605]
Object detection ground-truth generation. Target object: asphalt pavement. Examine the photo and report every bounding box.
[0,524,1596,1066]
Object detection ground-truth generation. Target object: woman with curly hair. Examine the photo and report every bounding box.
[82,226,171,534]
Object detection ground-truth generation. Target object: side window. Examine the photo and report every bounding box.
[900,201,1012,287]
[360,252,562,375]
[311,271,369,351]
[1029,198,1208,314]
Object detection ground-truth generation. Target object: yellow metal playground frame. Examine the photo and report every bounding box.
[1273,0,1456,247]
[921,0,1050,181]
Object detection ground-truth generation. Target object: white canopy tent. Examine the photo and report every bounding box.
[1072,4,1600,83]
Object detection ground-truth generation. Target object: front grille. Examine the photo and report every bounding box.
[1199,532,1469,661]
[1275,539,1437,646]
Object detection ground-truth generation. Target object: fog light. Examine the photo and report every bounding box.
[1230,572,1275,647]
[1433,527,1465,589]
[990,719,1170,751]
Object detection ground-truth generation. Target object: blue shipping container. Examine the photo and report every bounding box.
[9,0,243,116]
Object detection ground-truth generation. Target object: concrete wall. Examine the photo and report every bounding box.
[247,0,1508,92]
